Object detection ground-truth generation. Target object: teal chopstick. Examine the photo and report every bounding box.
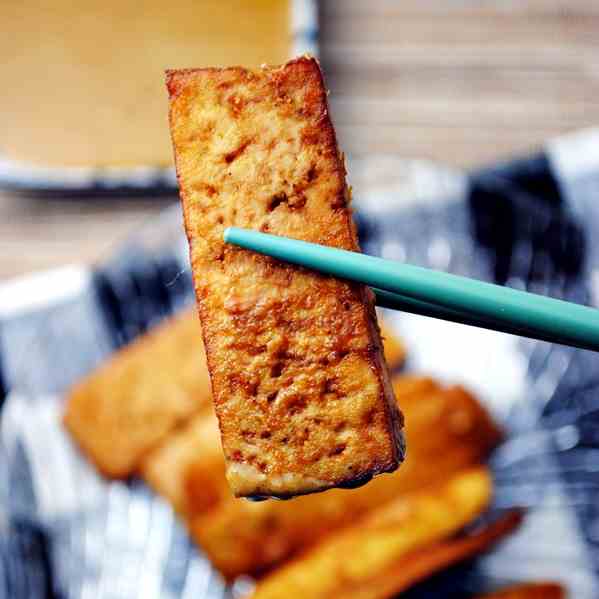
[372,288,589,348]
[224,227,599,352]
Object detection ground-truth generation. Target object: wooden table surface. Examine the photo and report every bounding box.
[1,0,598,282]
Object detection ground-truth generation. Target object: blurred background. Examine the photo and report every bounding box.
[1,1,598,281]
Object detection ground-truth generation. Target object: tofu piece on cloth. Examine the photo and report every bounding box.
[166,56,404,498]
[248,468,496,599]
[64,309,210,478]
[140,411,225,516]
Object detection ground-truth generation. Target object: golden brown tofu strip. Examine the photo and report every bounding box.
[331,511,523,599]
[190,378,502,580]
[140,412,224,516]
[249,468,493,599]
[167,56,404,498]
[63,309,210,478]
[474,582,565,599]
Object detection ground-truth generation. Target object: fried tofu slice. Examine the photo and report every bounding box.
[332,511,523,599]
[248,468,494,599]
[64,308,210,477]
[190,378,502,580]
[475,583,565,599]
[166,56,404,498]
[140,411,224,515]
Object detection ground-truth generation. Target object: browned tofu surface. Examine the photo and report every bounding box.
[190,378,502,580]
[63,309,210,477]
[248,468,493,599]
[475,583,565,599]
[167,56,404,498]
